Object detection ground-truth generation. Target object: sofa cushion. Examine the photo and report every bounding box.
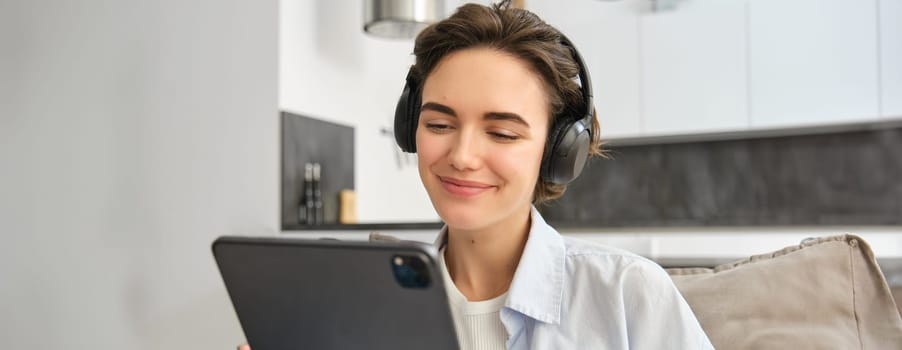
[666,235,902,350]
[894,286,902,317]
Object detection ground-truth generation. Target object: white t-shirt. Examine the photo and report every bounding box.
[438,248,508,350]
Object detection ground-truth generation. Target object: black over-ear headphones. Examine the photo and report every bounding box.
[393,34,594,185]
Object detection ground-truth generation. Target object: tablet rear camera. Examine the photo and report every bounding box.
[390,254,431,289]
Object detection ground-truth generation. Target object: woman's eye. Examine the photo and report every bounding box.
[424,123,452,132]
[489,132,519,141]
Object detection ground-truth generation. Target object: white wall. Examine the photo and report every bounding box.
[279,0,490,223]
[0,0,278,348]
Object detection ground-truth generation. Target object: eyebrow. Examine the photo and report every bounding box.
[420,102,531,128]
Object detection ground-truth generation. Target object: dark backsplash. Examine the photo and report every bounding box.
[539,126,902,227]
[281,112,354,228]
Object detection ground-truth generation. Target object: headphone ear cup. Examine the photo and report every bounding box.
[394,77,421,153]
[540,118,567,182]
[394,85,413,152]
[407,82,422,152]
[541,118,591,185]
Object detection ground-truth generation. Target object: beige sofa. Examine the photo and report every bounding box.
[667,235,902,349]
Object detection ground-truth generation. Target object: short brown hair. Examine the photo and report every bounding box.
[411,0,605,204]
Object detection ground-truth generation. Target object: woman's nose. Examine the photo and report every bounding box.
[447,130,483,171]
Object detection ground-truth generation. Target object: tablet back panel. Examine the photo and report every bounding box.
[213,236,459,350]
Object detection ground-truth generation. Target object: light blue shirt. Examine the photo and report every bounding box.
[433,207,715,350]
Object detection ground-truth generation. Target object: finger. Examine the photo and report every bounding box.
[237,344,250,350]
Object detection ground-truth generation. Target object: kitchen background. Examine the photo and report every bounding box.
[282,0,902,224]
[281,0,902,280]
[1,0,900,349]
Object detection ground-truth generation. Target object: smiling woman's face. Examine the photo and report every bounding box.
[416,47,550,232]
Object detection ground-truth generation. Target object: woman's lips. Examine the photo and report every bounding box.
[439,176,495,197]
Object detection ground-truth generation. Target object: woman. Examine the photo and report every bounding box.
[243,1,713,349]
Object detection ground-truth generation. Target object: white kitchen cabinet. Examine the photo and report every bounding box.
[638,0,749,136]
[455,0,890,140]
[748,0,880,128]
[528,0,642,139]
[881,0,902,118]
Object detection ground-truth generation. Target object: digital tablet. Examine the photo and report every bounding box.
[212,236,459,350]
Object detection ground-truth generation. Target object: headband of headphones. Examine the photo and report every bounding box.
[393,33,595,185]
[560,34,594,133]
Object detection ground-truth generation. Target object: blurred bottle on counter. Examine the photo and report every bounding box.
[298,162,315,225]
[313,163,323,225]
[339,189,357,224]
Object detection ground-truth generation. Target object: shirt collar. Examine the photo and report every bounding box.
[432,206,565,325]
